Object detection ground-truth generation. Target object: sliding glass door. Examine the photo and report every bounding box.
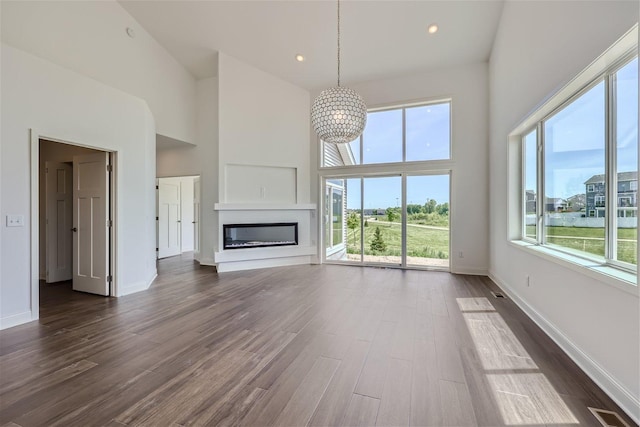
[406,174,450,268]
[323,173,450,269]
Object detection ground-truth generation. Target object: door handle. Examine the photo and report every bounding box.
[71,227,77,232]
[192,221,196,224]
[177,220,181,223]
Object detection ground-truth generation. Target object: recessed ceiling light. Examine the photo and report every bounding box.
[295,54,305,62]
[427,24,439,34]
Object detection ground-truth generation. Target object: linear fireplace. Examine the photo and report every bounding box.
[223,222,298,250]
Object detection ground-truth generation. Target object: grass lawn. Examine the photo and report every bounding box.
[525,226,637,265]
[347,222,449,259]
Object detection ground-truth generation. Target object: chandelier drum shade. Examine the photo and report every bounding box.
[311,87,367,144]
[311,0,367,144]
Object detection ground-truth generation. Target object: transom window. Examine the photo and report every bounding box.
[321,100,451,167]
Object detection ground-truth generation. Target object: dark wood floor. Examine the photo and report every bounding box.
[0,253,635,427]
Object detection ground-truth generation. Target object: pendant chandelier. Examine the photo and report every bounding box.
[311,0,367,144]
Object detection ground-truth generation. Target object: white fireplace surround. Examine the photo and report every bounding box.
[214,203,317,272]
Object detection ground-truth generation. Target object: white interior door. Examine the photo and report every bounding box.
[45,162,73,283]
[193,177,201,258]
[158,178,182,258]
[73,152,110,295]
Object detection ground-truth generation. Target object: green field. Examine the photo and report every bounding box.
[526,226,637,264]
[346,221,449,259]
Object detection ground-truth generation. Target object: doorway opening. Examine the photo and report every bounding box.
[156,176,201,260]
[38,138,116,307]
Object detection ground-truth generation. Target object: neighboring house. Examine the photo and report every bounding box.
[545,197,568,212]
[525,190,537,213]
[324,143,355,259]
[566,193,586,212]
[585,172,638,217]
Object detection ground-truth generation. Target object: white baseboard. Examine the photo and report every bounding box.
[0,311,35,330]
[198,257,216,267]
[217,256,311,273]
[451,267,488,276]
[117,273,157,297]
[488,270,640,425]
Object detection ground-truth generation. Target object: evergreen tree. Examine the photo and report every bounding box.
[370,226,387,253]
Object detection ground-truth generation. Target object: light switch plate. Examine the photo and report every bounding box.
[6,215,25,227]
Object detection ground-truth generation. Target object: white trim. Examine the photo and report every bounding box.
[214,203,316,211]
[30,131,40,321]
[217,256,311,273]
[198,257,216,267]
[117,273,157,297]
[0,311,35,330]
[215,245,316,263]
[488,270,640,425]
[451,267,488,276]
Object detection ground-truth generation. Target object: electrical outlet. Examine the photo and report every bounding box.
[526,275,531,287]
[458,251,464,258]
[6,215,24,227]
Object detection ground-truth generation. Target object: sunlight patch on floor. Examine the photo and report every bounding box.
[488,373,579,425]
[457,297,578,426]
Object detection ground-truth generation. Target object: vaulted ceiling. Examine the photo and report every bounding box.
[119,0,505,90]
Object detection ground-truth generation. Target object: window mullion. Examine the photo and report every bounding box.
[402,108,406,162]
[537,121,545,244]
[606,73,618,262]
[359,177,364,262]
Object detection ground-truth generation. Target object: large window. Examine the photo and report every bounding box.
[321,100,451,167]
[520,53,637,271]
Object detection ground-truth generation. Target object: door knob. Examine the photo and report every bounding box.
[71,227,77,232]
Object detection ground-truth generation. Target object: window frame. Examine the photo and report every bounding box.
[518,50,638,275]
[320,98,452,168]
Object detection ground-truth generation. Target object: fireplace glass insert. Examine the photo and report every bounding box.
[223,223,298,250]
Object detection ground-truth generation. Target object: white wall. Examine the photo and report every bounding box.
[1,0,197,144]
[38,140,98,279]
[1,44,157,329]
[157,77,219,264]
[310,62,490,274]
[217,52,311,205]
[489,1,639,420]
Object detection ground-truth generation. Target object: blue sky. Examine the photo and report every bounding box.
[345,175,449,210]
[526,57,638,199]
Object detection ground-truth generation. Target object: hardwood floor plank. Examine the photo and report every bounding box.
[410,313,442,427]
[375,357,412,426]
[273,356,340,426]
[353,321,397,399]
[309,339,371,426]
[341,394,381,427]
[439,379,478,427]
[0,359,97,408]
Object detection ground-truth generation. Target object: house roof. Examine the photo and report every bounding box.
[584,171,638,185]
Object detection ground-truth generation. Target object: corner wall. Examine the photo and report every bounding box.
[1,44,157,328]
[489,1,639,420]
